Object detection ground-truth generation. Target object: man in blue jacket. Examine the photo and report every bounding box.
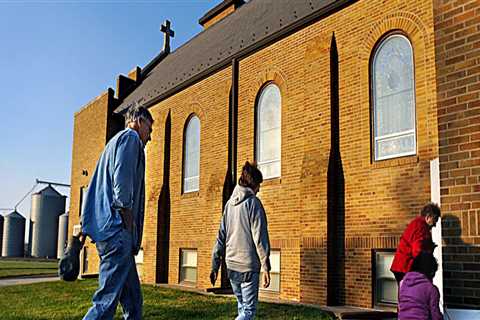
[211,161,271,320]
[81,106,153,320]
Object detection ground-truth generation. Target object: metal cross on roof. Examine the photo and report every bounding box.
[161,20,175,53]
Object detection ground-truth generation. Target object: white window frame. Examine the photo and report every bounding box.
[256,83,282,179]
[183,115,200,193]
[372,34,416,161]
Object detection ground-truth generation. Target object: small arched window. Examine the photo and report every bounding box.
[183,115,200,192]
[256,83,281,178]
[372,34,416,161]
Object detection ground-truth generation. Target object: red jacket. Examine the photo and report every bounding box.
[391,216,434,274]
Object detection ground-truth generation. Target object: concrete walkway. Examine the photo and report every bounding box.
[0,275,59,287]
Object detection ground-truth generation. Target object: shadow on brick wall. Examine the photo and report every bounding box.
[156,110,171,284]
[327,33,346,306]
[442,214,480,309]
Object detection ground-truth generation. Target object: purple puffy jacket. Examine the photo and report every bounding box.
[398,271,443,320]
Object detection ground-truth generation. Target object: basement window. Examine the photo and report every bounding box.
[179,249,197,285]
[373,249,397,307]
[260,250,280,292]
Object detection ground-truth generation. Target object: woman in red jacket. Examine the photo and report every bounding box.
[390,202,441,284]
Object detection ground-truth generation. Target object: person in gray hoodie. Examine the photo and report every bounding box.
[210,161,271,320]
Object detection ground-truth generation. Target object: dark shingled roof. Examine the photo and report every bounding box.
[116,0,355,114]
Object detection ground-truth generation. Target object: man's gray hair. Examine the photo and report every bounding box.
[124,105,154,127]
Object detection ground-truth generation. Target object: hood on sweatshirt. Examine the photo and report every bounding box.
[231,185,256,206]
[401,271,432,289]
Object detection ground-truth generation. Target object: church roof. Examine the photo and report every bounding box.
[115,0,355,114]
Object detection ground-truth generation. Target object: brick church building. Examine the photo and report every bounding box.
[69,0,480,311]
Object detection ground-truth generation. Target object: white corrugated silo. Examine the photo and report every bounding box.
[30,185,66,258]
[57,212,69,259]
[2,211,26,257]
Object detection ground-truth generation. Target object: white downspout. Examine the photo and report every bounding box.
[430,158,444,313]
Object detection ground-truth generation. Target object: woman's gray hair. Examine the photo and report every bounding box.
[124,105,154,127]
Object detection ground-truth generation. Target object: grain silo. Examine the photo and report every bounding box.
[57,212,69,259]
[30,185,66,258]
[2,211,26,257]
[0,214,4,254]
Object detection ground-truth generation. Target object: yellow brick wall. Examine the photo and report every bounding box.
[143,68,231,286]
[140,0,439,308]
[71,0,447,309]
[68,89,117,276]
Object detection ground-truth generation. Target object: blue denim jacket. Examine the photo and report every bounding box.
[81,128,145,255]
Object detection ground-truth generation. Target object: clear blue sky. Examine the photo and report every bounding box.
[0,0,218,227]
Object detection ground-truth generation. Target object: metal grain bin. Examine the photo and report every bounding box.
[0,214,4,256]
[57,212,69,258]
[0,214,4,254]
[2,211,25,257]
[30,185,66,258]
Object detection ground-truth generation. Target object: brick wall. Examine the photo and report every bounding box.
[68,88,120,276]
[434,0,480,309]
[139,0,440,308]
[143,68,231,286]
[70,0,480,310]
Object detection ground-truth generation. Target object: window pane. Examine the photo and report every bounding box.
[270,251,280,273]
[181,249,197,267]
[375,91,415,137]
[269,273,280,292]
[376,133,415,160]
[259,128,281,162]
[257,84,281,177]
[184,116,200,191]
[376,253,395,279]
[258,161,280,180]
[373,35,416,160]
[377,278,398,304]
[180,266,197,283]
[374,251,398,305]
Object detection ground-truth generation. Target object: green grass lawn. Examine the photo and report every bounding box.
[0,279,333,320]
[0,259,58,278]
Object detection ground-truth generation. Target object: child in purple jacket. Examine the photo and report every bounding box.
[398,252,443,320]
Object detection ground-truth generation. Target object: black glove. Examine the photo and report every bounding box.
[210,270,218,286]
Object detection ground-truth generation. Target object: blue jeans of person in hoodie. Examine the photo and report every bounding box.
[229,270,260,320]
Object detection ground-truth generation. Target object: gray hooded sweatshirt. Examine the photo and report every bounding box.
[211,185,271,273]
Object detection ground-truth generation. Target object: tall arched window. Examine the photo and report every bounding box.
[256,83,281,179]
[183,115,200,192]
[372,34,416,161]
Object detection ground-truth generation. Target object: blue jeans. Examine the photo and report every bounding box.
[229,271,260,320]
[83,229,142,320]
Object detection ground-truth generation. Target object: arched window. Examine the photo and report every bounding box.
[256,83,281,178]
[183,115,200,192]
[372,34,416,161]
